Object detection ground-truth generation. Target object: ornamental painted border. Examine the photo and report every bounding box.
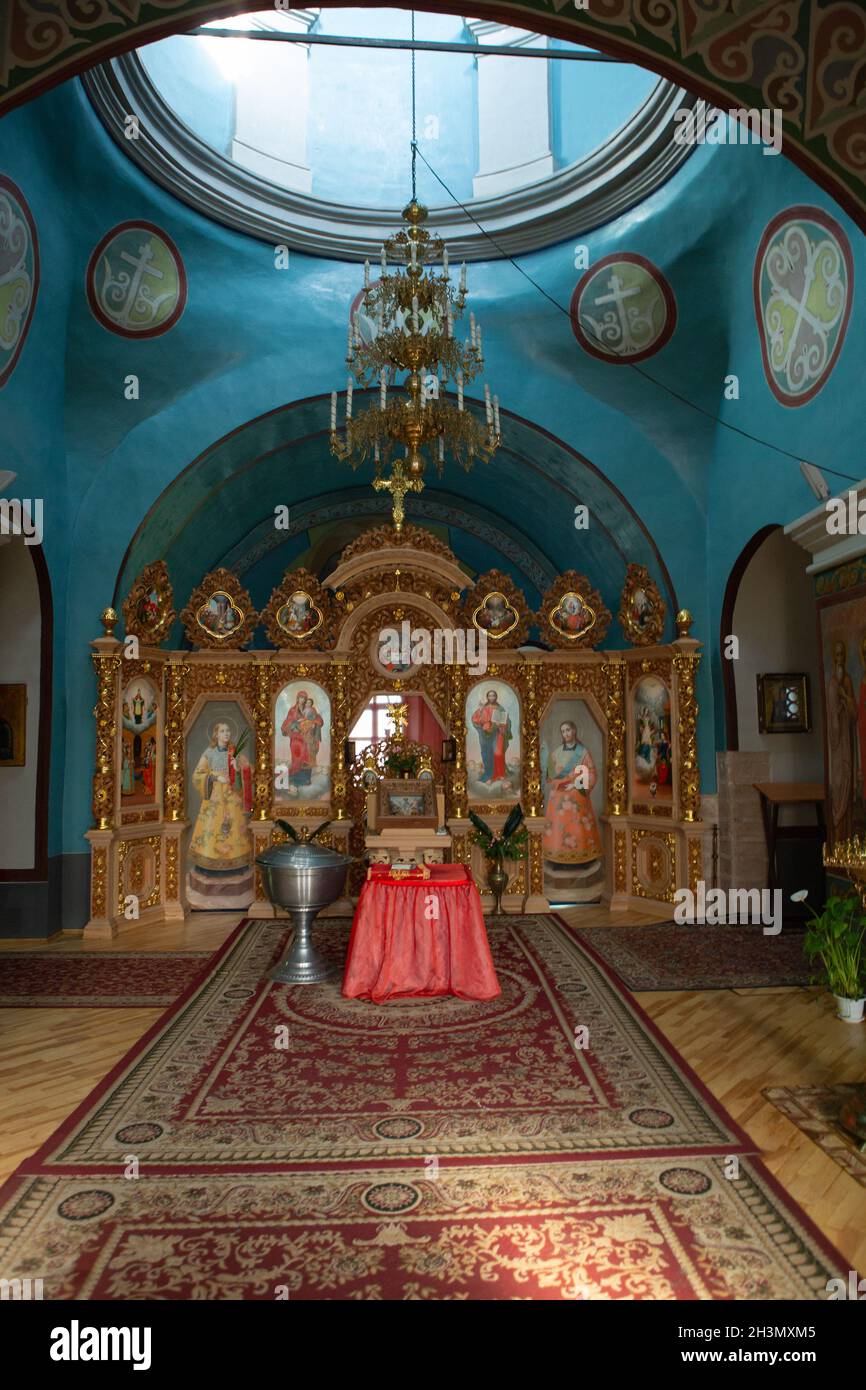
[570,252,677,366]
[0,2,864,236]
[0,175,40,390]
[85,220,187,339]
[753,204,854,409]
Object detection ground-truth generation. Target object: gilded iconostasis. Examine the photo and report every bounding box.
[80,529,707,936]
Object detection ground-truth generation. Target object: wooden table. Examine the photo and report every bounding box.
[342,863,500,1004]
[753,782,826,892]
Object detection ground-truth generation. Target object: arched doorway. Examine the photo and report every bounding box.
[0,528,53,884]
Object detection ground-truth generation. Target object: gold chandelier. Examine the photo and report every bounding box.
[330,197,501,531]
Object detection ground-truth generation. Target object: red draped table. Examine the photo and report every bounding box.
[342,863,500,1004]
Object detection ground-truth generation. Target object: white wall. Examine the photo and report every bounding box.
[0,536,41,870]
[732,526,824,781]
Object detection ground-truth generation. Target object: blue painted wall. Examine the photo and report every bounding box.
[1,70,863,906]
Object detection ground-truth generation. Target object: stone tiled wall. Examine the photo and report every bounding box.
[716,751,770,892]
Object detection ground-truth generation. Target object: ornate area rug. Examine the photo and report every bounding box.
[0,1157,845,1300]
[0,951,213,1008]
[0,917,851,1298]
[763,1086,866,1187]
[572,922,811,991]
[11,917,751,1167]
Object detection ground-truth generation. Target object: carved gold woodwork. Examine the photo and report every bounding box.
[331,659,350,821]
[537,571,611,649]
[602,659,627,817]
[673,651,701,824]
[92,650,121,830]
[340,522,456,566]
[450,831,470,865]
[179,568,258,650]
[522,661,542,817]
[618,563,666,647]
[260,567,335,648]
[458,568,532,647]
[687,837,703,894]
[528,832,544,895]
[628,656,673,685]
[90,845,108,918]
[632,829,676,902]
[254,659,272,822]
[116,835,161,917]
[92,527,706,927]
[164,661,188,824]
[507,861,527,895]
[165,837,180,901]
[122,560,176,646]
[613,829,627,893]
[448,662,468,819]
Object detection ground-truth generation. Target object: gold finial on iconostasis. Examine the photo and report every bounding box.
[675,609,693,639]
[100,607,118,638]
[388,702,410,741]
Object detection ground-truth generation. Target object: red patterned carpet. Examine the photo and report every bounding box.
[572,922,811,991]
[0,951,213,1007]
[0,917,851,1299]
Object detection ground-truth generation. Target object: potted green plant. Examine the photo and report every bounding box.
[792,888,866,1022]
[469,805,528,916]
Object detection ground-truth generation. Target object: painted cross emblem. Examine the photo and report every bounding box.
[86,221,187,338]
[570,254,676,364]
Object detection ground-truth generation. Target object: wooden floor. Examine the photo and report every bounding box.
[1,906,864,1276]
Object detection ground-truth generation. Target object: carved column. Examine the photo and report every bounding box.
[91,642,121,831]
[253,655,273,823]
[673,644,702,825]
[331,658,350,821]
[522,658,542,817]
[448,661,467,820]
[602,657,627,817]
[85,611,121,938]
[163,659,188,824]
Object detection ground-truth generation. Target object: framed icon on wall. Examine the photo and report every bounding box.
[757,673,811,734]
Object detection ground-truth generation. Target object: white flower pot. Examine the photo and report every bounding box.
[834,994,866,1023]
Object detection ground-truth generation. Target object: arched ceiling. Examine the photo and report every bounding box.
[113,395,678,646]
[1,2,863,232]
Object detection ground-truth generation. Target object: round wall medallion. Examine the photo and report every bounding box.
[0,176,40,389]
[572,252,681,364]
[570,253,677,364]
[86,220,187,338]
[754,205,853,407]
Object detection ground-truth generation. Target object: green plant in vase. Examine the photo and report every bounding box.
[469,804,528,917]
[792,887,866,1022]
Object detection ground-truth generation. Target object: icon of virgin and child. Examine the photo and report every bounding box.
[280,688,325,793]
